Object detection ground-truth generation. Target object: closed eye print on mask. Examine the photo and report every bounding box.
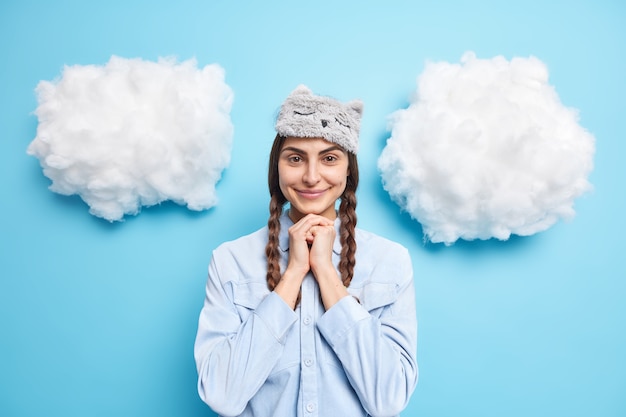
[333,111,352,130]
[293,109,353,131]
[293,107,316,116]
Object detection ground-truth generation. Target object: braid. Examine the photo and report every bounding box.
[265,195,284,292]
[266,135,287,293]
[338,183,357,288]
[266,193,301,305]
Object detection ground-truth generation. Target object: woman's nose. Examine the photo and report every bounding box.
[303,162,321,184]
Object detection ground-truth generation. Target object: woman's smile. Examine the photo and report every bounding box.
[296,189,328,199]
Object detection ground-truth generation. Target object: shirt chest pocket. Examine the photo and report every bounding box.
[231,281,268,321]
[350,281,399,318]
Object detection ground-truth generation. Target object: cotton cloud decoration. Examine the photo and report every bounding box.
[378,52,595,245]
[27,55,233,221]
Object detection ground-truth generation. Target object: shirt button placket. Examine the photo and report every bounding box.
[300,274,318,416]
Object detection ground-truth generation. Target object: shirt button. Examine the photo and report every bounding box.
[306,402,315,412]
[304,358,313,367]
[303,316,311,325]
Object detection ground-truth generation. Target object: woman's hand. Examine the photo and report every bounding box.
[286,214,334,275]
[307,221,336,274]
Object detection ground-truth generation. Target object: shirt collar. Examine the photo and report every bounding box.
[278,211,342,255]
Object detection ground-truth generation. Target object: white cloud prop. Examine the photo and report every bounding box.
[27,55,234,221]
[378,52,595,245]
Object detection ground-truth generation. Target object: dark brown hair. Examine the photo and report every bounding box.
[265,134,359,297]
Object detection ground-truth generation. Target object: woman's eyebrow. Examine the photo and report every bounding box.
[280,146,305,154]
[319,145,344,154]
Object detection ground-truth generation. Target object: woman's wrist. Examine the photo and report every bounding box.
[313,266,349,310]
[274,269,305,310]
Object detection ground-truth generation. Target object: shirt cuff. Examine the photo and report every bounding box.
[254,291,298,343]
[317,295,369,346]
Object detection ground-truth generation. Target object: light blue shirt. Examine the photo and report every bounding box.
[194,213,418,417]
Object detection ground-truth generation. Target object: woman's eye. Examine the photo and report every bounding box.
[288,156,302,163]
[323,155,338,163]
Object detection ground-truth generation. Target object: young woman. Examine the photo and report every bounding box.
[194,85,418,417]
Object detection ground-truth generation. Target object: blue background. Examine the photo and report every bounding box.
[1,1,625,416]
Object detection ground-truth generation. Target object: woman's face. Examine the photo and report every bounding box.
[278,136,350,222]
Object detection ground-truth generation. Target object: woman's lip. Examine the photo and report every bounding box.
[297,190,326,199]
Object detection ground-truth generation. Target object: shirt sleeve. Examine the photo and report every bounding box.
[316,247,418,417]
[194,253,298,416]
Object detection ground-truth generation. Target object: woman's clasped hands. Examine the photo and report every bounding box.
[288,214,335,276]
